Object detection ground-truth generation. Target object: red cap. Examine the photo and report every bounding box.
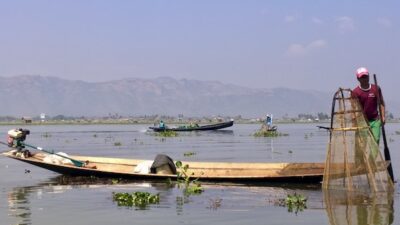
[356,67,369,78]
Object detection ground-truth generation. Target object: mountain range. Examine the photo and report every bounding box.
[0,75,359,118]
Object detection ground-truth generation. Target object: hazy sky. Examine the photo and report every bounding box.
[1,1,399,101]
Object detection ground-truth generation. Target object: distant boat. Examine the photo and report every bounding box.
[266,126,278,132]
[149,120,234,132]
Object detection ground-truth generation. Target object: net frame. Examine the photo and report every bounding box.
[322,88,393,193]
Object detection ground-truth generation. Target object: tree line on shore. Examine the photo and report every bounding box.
[0,111,397,125]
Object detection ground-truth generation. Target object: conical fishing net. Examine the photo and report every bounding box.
[322,88,393,192]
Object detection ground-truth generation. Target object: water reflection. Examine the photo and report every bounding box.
[7,179,64,225]
[6,175,325,223]
[324,189,394,225]
[205,130,234,135]
[6,176,180,223]
[7,186,33,225]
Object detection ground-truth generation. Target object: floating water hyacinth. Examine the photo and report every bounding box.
[253,130,288,137]
[112,191,160,209]
[154,130,178,137]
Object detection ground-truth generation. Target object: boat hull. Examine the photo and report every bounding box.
[149,121,234,132]
[2,150,324,184]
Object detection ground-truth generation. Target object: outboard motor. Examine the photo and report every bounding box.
[7,128,30,150]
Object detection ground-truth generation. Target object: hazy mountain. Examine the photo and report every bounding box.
[0,75,338,118]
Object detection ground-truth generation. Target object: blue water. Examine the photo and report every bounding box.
[0,123,399,225]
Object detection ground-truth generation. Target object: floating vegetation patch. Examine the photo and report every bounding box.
[184,183,203,195]
[154,130,178,137]
[112,191,160,209]
[183,151,196,157]
[274,193,307,214]
[253,130,288,137]
[114,141,122,146]
[175,161,204,195]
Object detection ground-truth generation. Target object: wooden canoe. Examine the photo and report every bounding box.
[2,150,324,183]
[149,120,234,132]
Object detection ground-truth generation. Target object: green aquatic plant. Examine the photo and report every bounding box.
[114,142,122,146]
[155,130,178,137]
[253,130,288,137]
[112,191,160,209]
[275,193,307,215]
[285,193,307,214]
[183,151,196,157]
[184,183,203,195]
[175,161,204,195]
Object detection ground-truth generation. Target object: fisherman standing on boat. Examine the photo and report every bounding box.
[351,67,385,144]
[265,114,273,130]
[159,120,165,129]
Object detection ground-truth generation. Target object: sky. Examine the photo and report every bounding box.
[1,0,399,102]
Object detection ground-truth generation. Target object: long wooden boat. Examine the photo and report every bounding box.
[2,149,324,183]
[149,120,234,132]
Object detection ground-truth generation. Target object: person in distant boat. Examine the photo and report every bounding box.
[265,114,273,130]
[159,120,165,129]
[351,67,385,144]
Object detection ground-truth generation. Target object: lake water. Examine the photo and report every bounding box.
[0,123,399,225]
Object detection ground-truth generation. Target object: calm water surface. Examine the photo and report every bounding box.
[0,123,399,225]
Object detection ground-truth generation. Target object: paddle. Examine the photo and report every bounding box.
[373,74,395,182]
[12,141,86,167]
[317,125,331,131]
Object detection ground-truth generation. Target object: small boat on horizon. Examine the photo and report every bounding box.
[148,120,234,132]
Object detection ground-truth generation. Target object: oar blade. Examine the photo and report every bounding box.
[384,146,395,182]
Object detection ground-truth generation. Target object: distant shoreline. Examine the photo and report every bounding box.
[1,117,398,126]
[0,120,327,126]
[2,120,399,126]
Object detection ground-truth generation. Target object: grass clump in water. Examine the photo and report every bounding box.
[183,151,196,157]
[175,161,204,195]
[112,191,160,209]
[275,193,307,214]
[254,130,288,137]
[155,130,178,137]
